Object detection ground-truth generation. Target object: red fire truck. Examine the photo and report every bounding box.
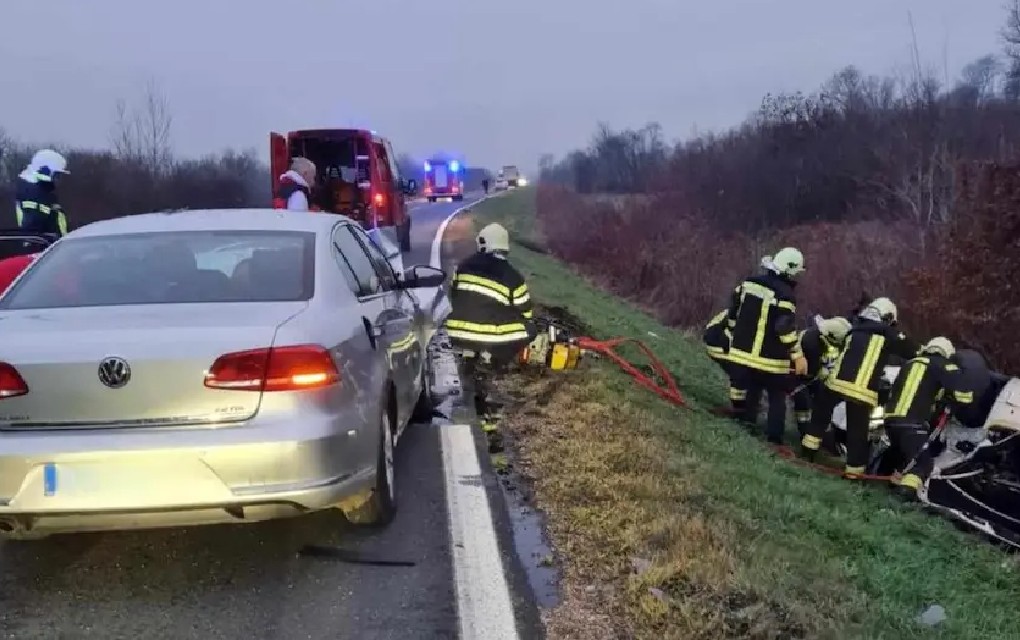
[422,158,464,203]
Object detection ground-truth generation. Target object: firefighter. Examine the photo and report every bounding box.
[725,247,807,444]
[482,178,490,195]
[884,337,974,496]
[708,255,775,415]
[703,308,748,415]
[445,223,536,432]
[790,316,853,437]
[15,149,70,237]
[272,157,316,211]
[800,297,920,478]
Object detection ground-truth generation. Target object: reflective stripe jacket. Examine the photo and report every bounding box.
[14,176,67,236]
[445,251,534,348]
[725,273,802,375]
[703,309,730,362]
[884,353,973,424]
[825,320,918,406]
[798,327,841,380]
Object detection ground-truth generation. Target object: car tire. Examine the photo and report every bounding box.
[398,217,412,253]
[454,194,464,202]
[343,409,397,527]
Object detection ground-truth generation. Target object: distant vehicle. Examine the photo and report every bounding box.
[0,209,446,539]
[494,170,509,192]
[501,165,526,188]
[270,129,418,253]
[423,158,464,202]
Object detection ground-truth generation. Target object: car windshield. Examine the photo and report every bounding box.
[0,230,315,310]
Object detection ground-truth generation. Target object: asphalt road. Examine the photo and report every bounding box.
[0,193,531,640]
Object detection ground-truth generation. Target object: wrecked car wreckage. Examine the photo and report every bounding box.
[830,349,1020,549]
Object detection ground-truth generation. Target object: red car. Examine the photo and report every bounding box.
[270,129,418,253]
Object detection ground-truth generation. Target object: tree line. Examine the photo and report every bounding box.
[535,5,1020,371]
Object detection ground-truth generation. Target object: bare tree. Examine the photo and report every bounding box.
[110,79,174,174]
[959,54,1003,100]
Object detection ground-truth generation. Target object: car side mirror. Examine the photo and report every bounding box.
[399,264,446,289]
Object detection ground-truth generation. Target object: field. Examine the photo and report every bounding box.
[467,188,1020,640]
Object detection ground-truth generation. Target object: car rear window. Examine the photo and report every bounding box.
[0,230,316,310]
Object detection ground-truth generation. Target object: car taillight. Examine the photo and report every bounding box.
[424,186,432,194]
[373,192,385,207]
[0,362,28,398]
[204,345,340,392]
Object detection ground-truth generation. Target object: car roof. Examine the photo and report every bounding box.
[68,209,351,238]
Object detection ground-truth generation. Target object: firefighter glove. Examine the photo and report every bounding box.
[793,355,809,376]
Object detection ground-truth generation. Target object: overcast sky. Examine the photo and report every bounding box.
[0,1,1006,174]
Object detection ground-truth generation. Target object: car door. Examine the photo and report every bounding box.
[347,224,421,427]
[331,223,395,431]
[383,139,407,222]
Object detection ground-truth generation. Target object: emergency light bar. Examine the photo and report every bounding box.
[424,160,461,172]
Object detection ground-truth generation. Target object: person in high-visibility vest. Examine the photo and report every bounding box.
[445,223,536,432]
[15,149,69,237]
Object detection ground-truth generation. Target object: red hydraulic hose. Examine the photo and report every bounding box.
[571,333,943,483]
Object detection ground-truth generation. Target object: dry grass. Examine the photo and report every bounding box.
[501,371,814,640]
[464,188,1020,640]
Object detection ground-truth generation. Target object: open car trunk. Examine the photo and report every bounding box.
[287,135,371,222]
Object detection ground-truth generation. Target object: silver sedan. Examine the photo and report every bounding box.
[0,209,445,538]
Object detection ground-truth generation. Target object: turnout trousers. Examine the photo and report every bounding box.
[456,345,516,432]
[803,386,873,477]
[790,377,818,437]
[731,365,789,442]
[885,420,936,489]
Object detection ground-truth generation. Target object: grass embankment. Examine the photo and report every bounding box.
[469,189,1020,640]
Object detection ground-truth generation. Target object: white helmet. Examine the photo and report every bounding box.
[477,223,510,254]
[30,149,69,176]
[770,247,805,277]
[922,336,955,359]
[817,317,852,344]
[860,297,897,324]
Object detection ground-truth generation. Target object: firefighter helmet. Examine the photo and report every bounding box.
[770,247,805,277]
[30,149,69,176]
[817,317,852,344]
[477,223,510,254]
[862,297,897,324]
[922,336,955,359]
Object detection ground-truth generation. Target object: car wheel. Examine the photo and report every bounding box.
[342,410,397,527]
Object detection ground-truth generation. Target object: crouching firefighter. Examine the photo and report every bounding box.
[790,316,853,438]
[726,247,808,444]
[800,297,919,478]
[884,337,974,497]
[444,223,537,432]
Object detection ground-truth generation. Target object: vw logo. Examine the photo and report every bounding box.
[97,356,131,389]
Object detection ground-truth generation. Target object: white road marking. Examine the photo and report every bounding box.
[429,195,520,640]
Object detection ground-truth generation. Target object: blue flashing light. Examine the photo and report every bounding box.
[423,160,432,172]
[449,160,460,172]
